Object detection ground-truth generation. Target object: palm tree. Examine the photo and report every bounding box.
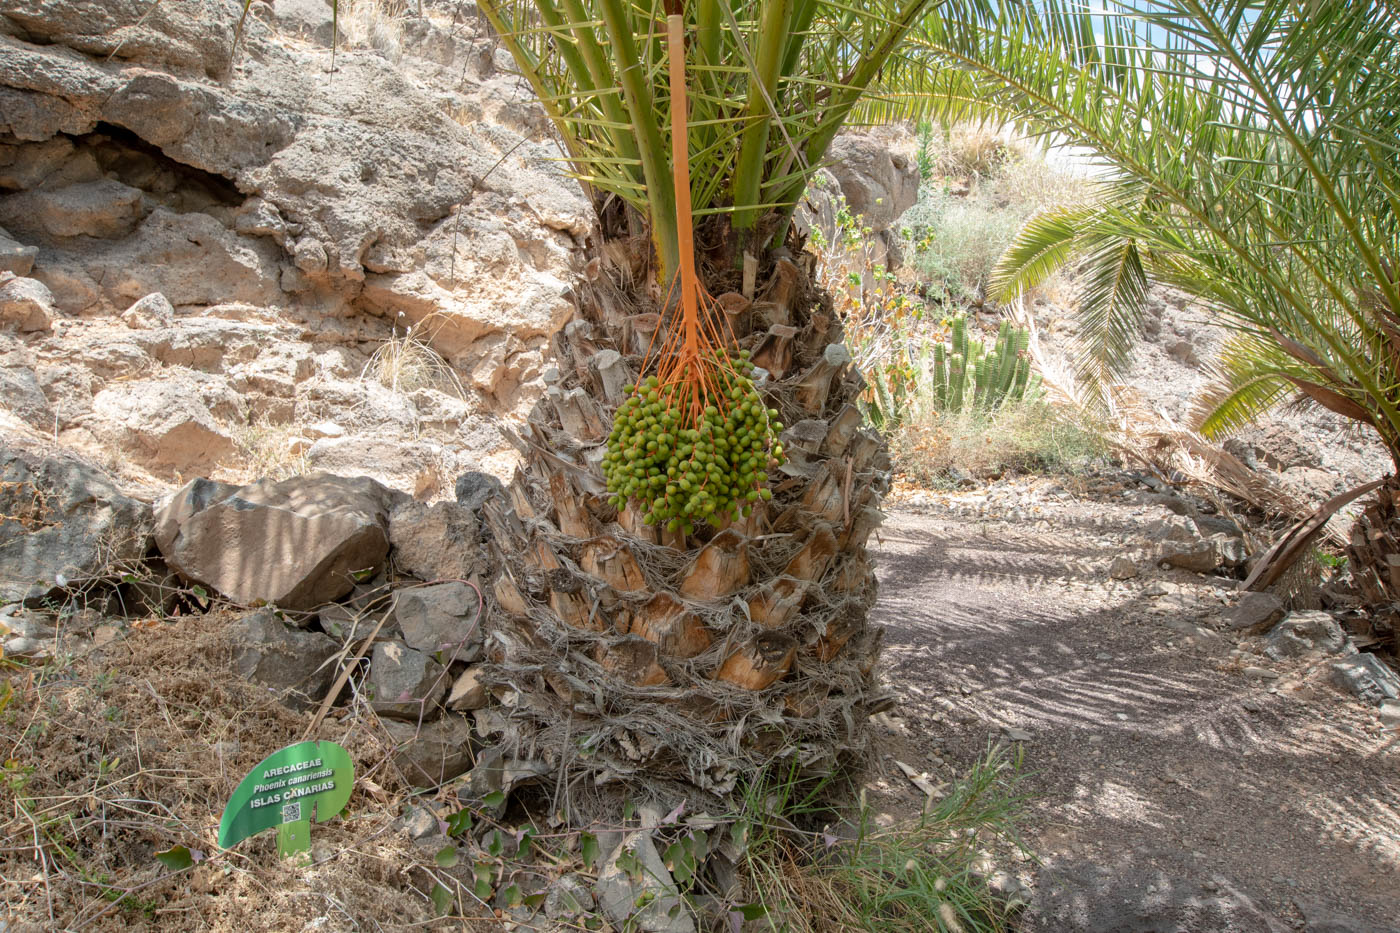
[900,2,1400,643]
[466,0,954,799]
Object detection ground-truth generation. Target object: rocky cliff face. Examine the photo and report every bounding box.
[0,0,916,494]
[0,0,592,486]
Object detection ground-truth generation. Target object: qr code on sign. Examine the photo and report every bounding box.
[281,801,302,824]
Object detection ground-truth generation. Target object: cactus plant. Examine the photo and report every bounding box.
[933,313,1039,413]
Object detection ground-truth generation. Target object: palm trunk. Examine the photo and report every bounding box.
[475,248,891,803]
[1347,476,1400,652]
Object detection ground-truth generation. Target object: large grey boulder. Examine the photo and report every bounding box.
[1221,591,1285,633]
[369,640,447,721]
[0,445,151,604]
[391,582,484,657]
[1262,610,1352,661]
[1330,655,1400,704]
[387,500,481,582]
[155,472,407,610]
[824,134,920,230]
[381,715,477,787]
[231,608,338,710]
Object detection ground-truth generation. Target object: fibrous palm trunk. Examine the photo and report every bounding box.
[1347,478,1400,652]
[474,245,891,808]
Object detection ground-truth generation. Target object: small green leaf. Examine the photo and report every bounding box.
[155,845,194,871]
[516,827,533,859]
[580,832,600,871]
[617,846,642,883]
[622,800,635,822]
[445,809,473,837]
[737,903,768,920]
[523,892,547,909]
[502,883,522,907]
[487,830,504,858]
[122,573,138,584]
[482,790,506,808]
[435,845,459,868]
[190,585,207,600]
[350,566,377,582]
[473,862,494,901]
[430,882,453,916]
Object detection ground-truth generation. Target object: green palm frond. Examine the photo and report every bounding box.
[1071,225,1148,392]
[900,0,1400,464]
[1195,335,1301,439]
[476,0,959,276]
[988,207,1086,303]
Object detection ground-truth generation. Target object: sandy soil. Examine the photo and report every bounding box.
[866,477,1400,933]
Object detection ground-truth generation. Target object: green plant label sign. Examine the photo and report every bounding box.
[218,741,353,857]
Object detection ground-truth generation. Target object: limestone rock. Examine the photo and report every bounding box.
[381,716,477,788]
[370,640,447,721]
[230,609,338,711]
[0,0,240,79]
[388,500,481,582]
[0,274,55,332]
[1108,556,1138,580]
[121,292,175,329]
[0,8,587,407]
[446,665,489,711]
[391,582,484,658]
[0,227,38,276]
[824,134,920,230]
[0,349,53,429]
[1263,611,1351,661]
[0,445,151,604]
[155,472,406,610]
[1330,655,1400,704]
[305,435,461,496]
[0,178,145,239]
[1222,592,1285,633]
[92,374,235,474]
[594,832,695,933]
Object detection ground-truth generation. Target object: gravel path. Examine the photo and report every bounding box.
[867,478,1400,932]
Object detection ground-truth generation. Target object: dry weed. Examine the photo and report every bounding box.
[361,316,467,400]
[0,613,442,931]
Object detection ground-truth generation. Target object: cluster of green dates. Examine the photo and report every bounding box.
[603,352,785,535]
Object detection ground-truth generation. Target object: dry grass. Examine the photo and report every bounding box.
[0,613,444,931]
[920,123,1025,179]
[902,135,1094,308]
[224,418,309,484]
[893,403,1109,487]
[361,317,467,400]
[335,0,410,62]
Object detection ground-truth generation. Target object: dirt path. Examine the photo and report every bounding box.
[866,477,1400,932]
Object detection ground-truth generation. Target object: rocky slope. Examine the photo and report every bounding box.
[0,0,915,498]
[1,0,594,490]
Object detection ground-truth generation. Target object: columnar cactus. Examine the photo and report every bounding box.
[934,313,1039,413]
